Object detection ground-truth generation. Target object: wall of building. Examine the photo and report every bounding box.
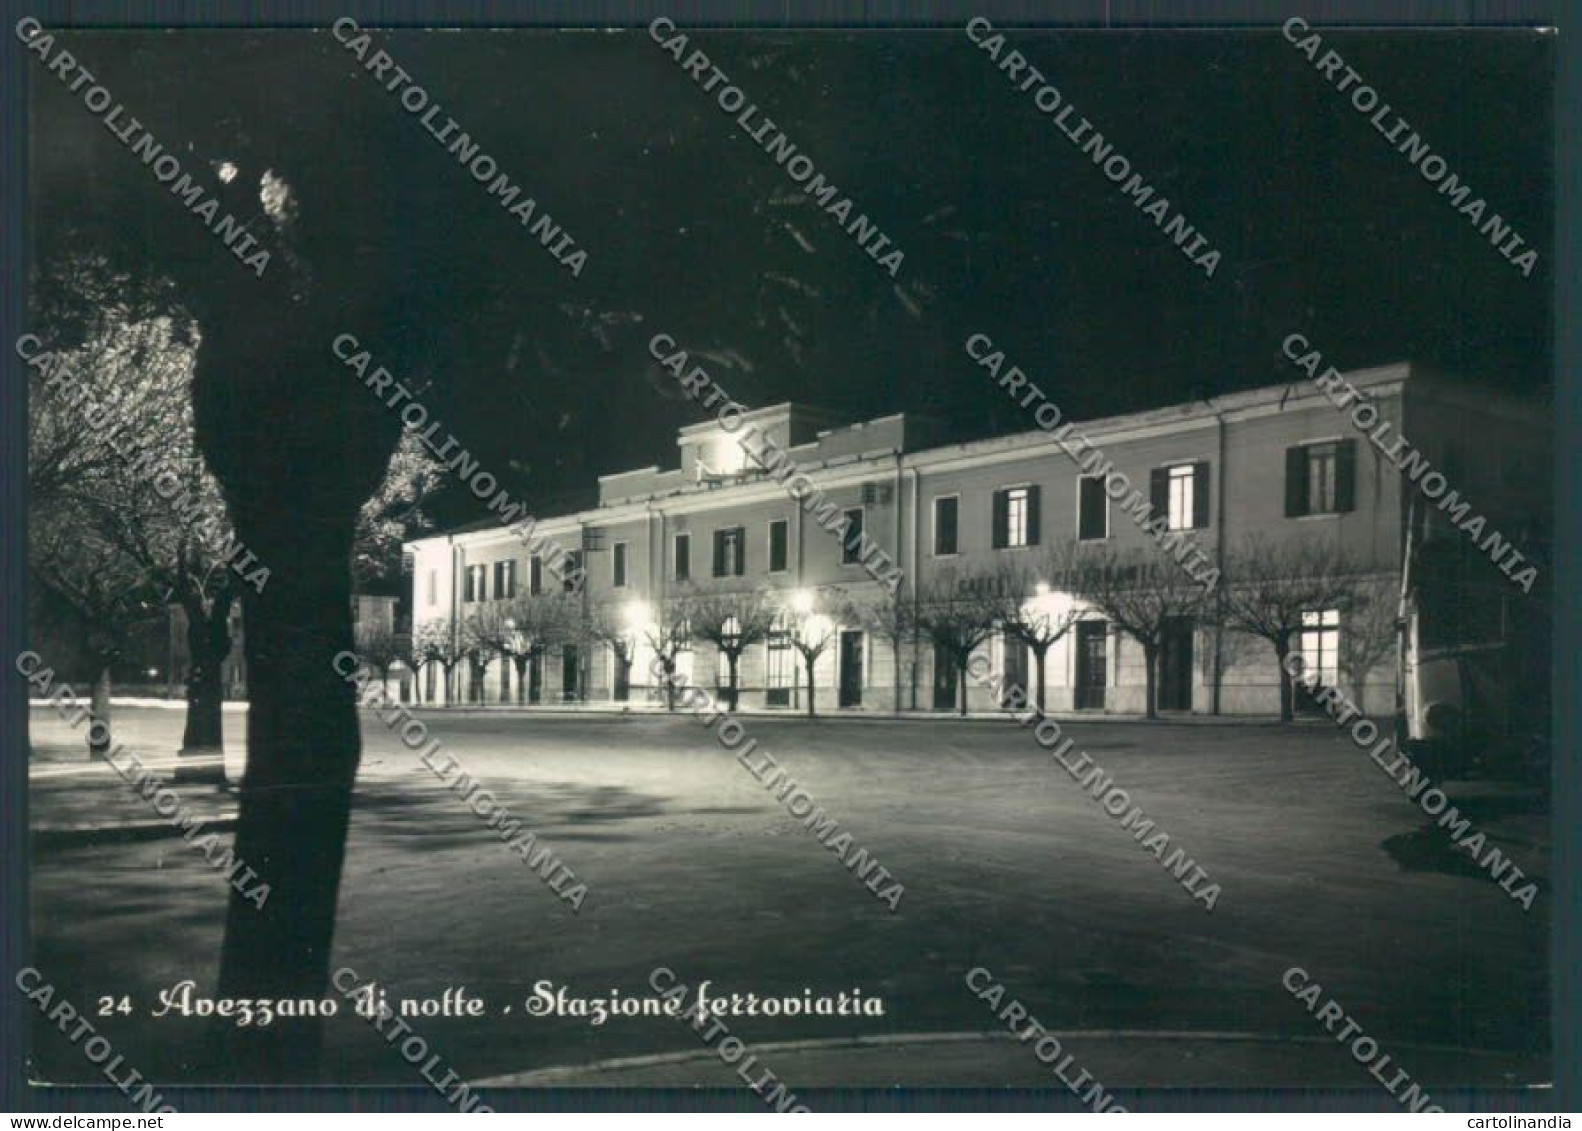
[404,368,1543,719]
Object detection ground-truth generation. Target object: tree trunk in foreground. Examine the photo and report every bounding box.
[214,520,361,1081]
[177,591,234,784]
[88,664,112,759]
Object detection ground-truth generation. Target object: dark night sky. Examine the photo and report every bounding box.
[29,26,1553,529]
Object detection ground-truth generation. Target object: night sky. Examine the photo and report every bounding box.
[29,25,1553,530]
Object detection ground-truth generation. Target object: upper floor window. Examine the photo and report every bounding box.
[840,508,865,564]
[1286,440,1356,517]
[993,485,1040,549]
[612,542,628,589]
[933,496,959,556]
[768,520,789,573]
[464,564,487,603]
[713,527,745,577]
[562,551,583,594]
[1078,477,1108,541]
[674,533,691,581]
[529,556,544,596]
[1151,462,1210,531]
[493,560,517,600]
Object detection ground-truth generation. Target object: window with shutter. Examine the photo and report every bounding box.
[1192,462,1210,528]
[712,530,727,577]
[1078,477,1108,541]
[732,527,745,575]
[991,489,1009,549]
[612,543,627,589]
[674,534,690,581]
[1335,440,1357,513]
[933,496,959,556]
[1284,446,1308,517]
[841,509,864,564]
[1164,464,1195,531]
[1025,484,1041,546]
[768,520,788,572]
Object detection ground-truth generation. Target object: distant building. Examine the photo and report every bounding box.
[167,594,399,699]
[404,364,1548,716]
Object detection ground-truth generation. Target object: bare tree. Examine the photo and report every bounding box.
[29,260,442,774]
[1339,578,1401,715]
[844,587,918,714]
[1066,546,1214,719]
[989,556,1084,714]
[681,590,777,711]
[642,602,696,712]
[29,512,159,758]
[786,591,842,718]
[585,603,639,703]
[412,618,466,706]
[1219,535,1363,722]
[917,576,1002,717]
[467,594,579,705]
[354,616,402,697]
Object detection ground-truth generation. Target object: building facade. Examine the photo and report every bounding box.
[404,363,1547,717]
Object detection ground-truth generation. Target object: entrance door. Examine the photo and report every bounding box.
[1158,617,1195,712]
[932,643,957,710]
[1075,622,1108,710]
[613,649,630,702]
[528,652,543,704]
[838,631,864,707]
[1002,634,1030,707]
[561,645,580,702]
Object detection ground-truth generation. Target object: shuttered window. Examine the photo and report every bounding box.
[1078,477,1107,541]
[1285,441,1356,516]
[933,496,959,556]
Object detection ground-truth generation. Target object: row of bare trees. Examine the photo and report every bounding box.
[385,531,1395,723]
[27,255,447,770]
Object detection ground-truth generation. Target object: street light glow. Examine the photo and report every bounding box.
[624,599,652,631]
[790,589,814,615]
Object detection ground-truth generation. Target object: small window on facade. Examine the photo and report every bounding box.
[841,508,865,564]
[674,533,691,581]
[1078,477,1108,541]
[769,520,789,573]
[934,496,958,556]
[613,542,627,589]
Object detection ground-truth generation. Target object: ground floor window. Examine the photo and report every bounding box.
[1300,608,1341,686]
[766,614,792,707]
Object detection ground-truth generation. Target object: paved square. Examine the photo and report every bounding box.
[30,707,1548,1089]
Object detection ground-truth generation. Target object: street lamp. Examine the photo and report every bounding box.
[623,599,652,633]
[790,589,815,616]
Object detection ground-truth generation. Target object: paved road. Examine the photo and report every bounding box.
[29,706,1549,1090]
